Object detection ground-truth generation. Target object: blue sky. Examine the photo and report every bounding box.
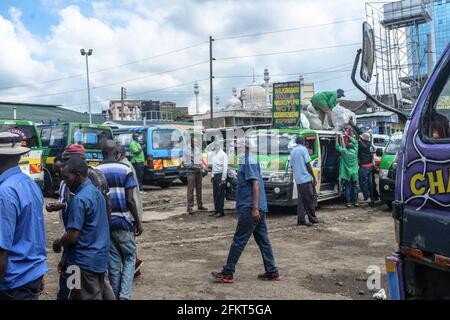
[0,0,368,113]
[0,0,91,36]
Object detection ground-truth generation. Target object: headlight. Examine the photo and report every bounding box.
[227,168,237,179]
[380,169,389,179]
[269,172,293,183]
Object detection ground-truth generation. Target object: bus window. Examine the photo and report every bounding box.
[427,74,450,140]
[152,129,183,150]
[0,124,39,148]
[72,127,112,149]
[49,126,66,147]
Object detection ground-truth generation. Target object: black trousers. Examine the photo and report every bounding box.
[68,268,105,300]
[0,276,43,300]
[132,162,144,191]
[297,182,318,224]
[213,173,225,214]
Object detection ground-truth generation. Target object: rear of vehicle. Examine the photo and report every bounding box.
[372,134,389,171]
[379,133,402,210]
[0,120,43,188]
[70,123,112,167]
[115,127,184,188]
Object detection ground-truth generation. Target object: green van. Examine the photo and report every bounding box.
[38,122,113,195]
[225,128,343,207]
[0,119,44,188]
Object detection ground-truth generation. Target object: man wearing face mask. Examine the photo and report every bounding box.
[55,158,110,300]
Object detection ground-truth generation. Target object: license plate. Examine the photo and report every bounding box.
[163,159,180,167]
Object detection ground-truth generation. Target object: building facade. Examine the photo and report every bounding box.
[109,100,143,121]
[407,0,450,79]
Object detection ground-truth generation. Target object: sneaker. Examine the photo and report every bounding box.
[257,272,282,281]
[198,206,208,211]
[187,208,194,215]
[209,211,217,217]
[211,271,234,283]
[297,221,313,227]
[345,203,352,208]
[214,212,225,218]
[353,202,360,207]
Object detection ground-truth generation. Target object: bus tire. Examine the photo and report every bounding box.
[158,180,173,189]
[180,177,188,185]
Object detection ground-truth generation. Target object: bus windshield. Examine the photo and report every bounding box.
[0,124,39,148]
[385,136,402,155]
[72,127,112,149]
[152,129,183,150]
[249,133,295,155]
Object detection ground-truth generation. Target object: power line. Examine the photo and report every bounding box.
[0,41,208,91]
[216,43,360,61]
[215,17,363,41]
[11,61,209,100]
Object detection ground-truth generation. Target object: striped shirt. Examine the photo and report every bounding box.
[97,161,137,231]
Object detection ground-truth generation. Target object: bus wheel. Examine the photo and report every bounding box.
[180,177,188,185]
[158,181,173,189]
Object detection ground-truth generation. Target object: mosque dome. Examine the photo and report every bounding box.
[225,96,242,110]
[243,84,266,110]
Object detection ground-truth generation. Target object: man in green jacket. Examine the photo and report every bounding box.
[335,133,359,208]
[311,89,345,128]
[129,132,146,192]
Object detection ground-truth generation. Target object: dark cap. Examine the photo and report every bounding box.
[337,89,345,97]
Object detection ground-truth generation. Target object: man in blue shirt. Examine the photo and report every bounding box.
[54,158,110,300]
[0,132,47,300]
[289,135,319,226]
[97,140,143,300]
[212,138,281,283]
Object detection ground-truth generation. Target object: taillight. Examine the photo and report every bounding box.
[434,254,450,267]
[401,247,423,259]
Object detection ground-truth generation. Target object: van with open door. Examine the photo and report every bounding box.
[225,128,343,207]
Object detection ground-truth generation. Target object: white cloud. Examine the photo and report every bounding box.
[0,0,368,114]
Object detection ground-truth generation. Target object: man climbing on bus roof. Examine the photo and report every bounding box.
[310,89,345,128]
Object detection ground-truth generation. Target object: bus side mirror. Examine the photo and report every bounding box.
[361,22,375,83]
[376,148,383,157]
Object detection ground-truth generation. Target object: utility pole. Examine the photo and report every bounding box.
[194,82,199,114]
[80,49,93,124]
[121,87,127,120]
[209,35,215,128]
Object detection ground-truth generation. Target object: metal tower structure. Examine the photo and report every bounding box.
[366,0,432,112]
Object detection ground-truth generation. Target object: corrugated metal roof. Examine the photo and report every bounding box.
[0,102,107,124]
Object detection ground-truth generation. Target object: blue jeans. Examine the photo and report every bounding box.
[223,208,278,275]
[359,167,374,201]
[109,229,136,300]
[343,179,358,204]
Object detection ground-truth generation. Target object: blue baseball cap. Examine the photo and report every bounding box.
[337,89,345,97]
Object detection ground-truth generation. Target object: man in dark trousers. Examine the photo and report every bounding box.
[129,132,146,192]
[212,138,281,283]
[289,135,319,226]
[183,134,207,215]
[210,140,228,218]
[54,158,110,300]
[0,132,48,300]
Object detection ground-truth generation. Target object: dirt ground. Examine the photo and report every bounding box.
[40,176,396,300]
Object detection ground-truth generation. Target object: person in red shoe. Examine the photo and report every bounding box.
[211,138,281,283]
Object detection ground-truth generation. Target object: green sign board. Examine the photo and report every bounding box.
[272,81,301,128]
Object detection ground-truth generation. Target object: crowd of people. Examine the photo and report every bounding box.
[0,120,380,299]
[0,132,143,300]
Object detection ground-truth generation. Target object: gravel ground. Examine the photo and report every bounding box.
[40,176,396,300]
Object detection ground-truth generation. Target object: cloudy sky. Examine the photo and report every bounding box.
[0,0,370,114]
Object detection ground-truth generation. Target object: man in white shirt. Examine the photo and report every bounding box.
[210,141,228,218]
